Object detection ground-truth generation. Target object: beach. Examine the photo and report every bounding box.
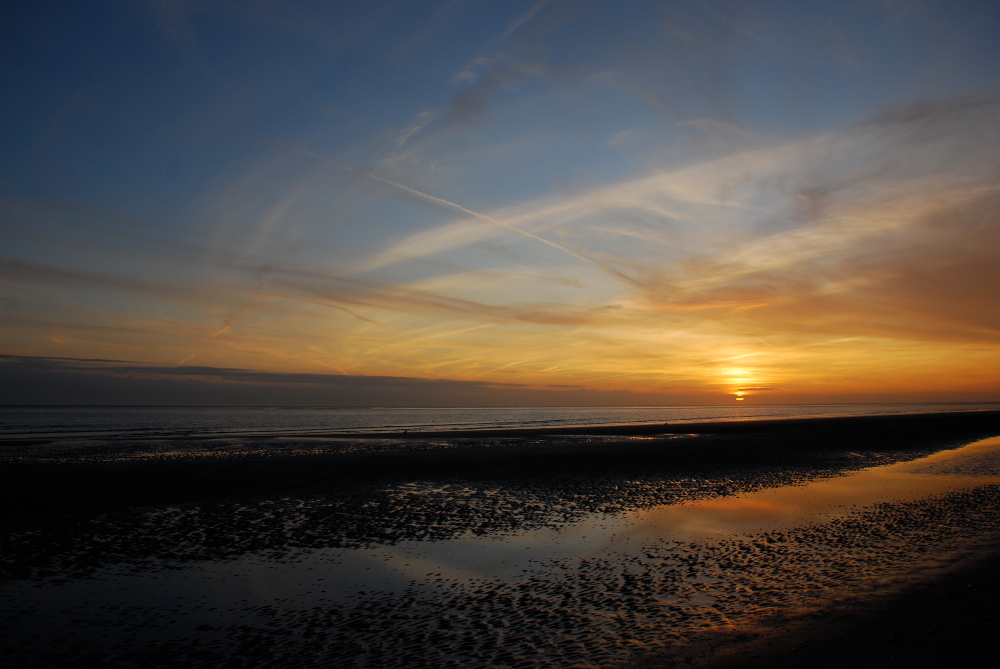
[2,409,1000,667]
[633,544,1000,668]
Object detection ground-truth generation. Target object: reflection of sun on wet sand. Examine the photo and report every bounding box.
[1,411,999,667]
[628,443,1000,542]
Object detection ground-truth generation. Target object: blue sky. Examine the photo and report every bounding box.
[2,0,1000,404]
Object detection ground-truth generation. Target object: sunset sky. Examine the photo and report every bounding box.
[2,0,999,405]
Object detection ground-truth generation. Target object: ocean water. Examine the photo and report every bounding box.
[1,402,996,441]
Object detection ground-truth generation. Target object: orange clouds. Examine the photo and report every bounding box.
[2,97,999,403]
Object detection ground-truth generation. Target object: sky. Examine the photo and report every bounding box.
[2,0,1000,405]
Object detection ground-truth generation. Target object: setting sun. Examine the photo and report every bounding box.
[1,0,998,410]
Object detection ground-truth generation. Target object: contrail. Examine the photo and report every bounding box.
[293,146,644,287]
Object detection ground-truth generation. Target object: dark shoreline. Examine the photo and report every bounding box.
[3,410,999,520]
[274,408,1000,440]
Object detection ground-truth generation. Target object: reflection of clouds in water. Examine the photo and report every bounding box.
[896,435,1000,476]
[635,472,1000,540]
[627,437,1000,541]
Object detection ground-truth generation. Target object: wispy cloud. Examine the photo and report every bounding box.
[4,94,998,397]
[289,145,642,286]
[0,354,705,406]
[5,0,1000,403]
[449,0,551,86]
[395,110,437,148]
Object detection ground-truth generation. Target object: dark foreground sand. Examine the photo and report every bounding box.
[629,544,1000,668]
[2,410,1000,667]
[747,548,1000,667]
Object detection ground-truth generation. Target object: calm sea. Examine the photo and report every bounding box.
[1,403,996,441]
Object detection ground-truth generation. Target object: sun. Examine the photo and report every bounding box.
[725,369,752,401]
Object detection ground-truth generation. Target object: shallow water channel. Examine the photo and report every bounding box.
[4,436,1000,667]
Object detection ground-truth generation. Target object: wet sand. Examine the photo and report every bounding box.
[739,547,1000,668]
[628,544,1000,668]
[2,410,1000,667]
[4,410,999,517]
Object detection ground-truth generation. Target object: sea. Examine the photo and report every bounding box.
[1,402,997,442]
